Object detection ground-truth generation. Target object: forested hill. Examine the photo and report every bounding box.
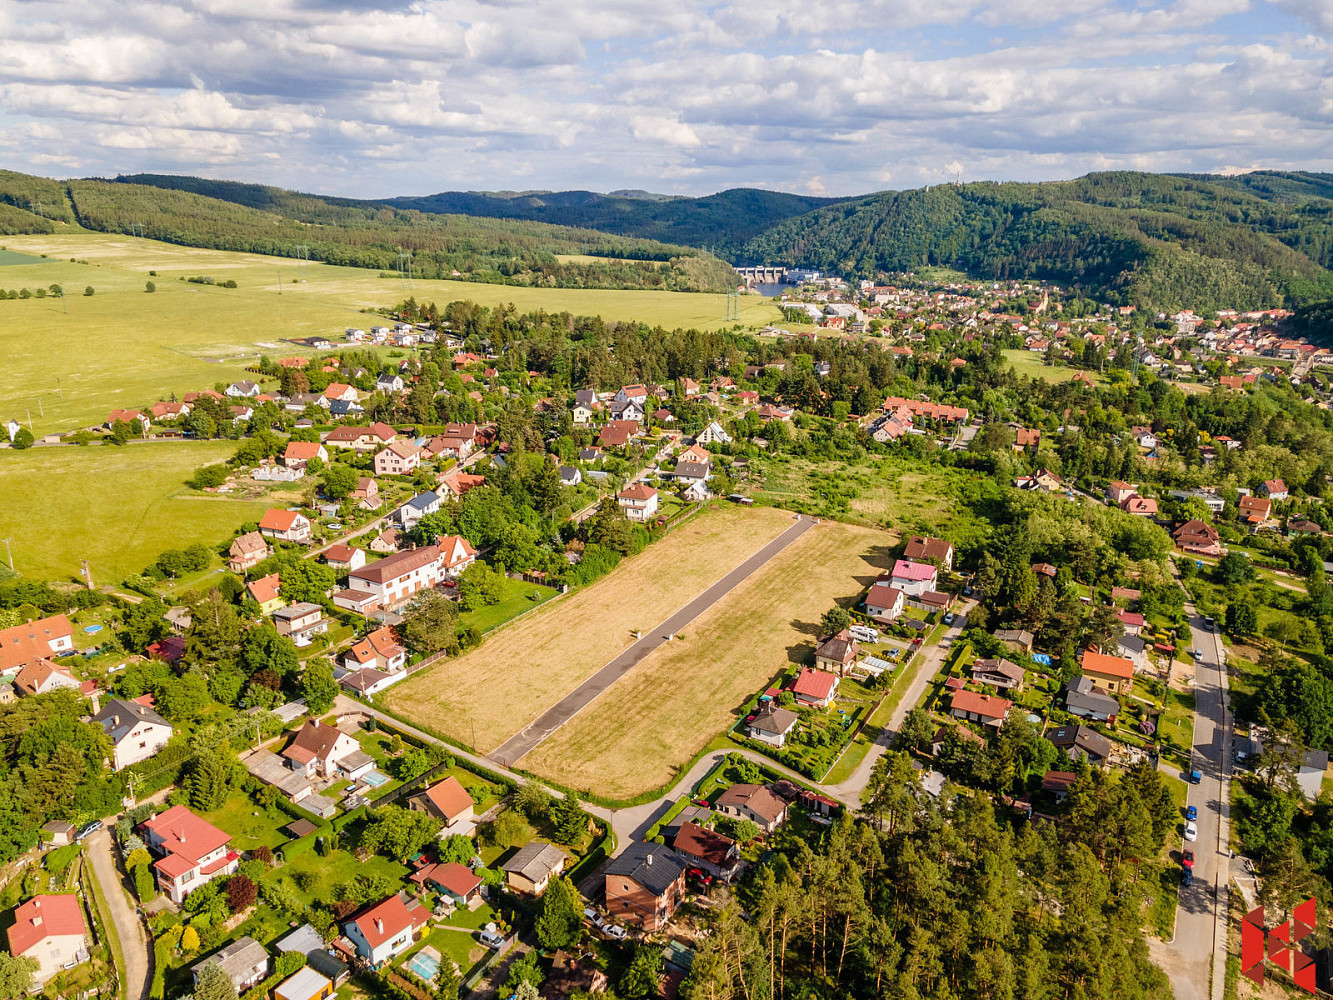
[0,170,740,293]
[740,172,1333,312]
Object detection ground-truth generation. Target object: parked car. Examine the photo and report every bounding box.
[944,612,955,625]
[583,908,604,929]
[602,924,628,941]
[1182,866,1194,887]
[75,820,102,842]
[479,925,506,949]
[1186,805,1198,821]
[1184,821,1198,842]
[1192,648,1202,660]
[1182,849,1195,868]
[849,625,879,643]
[1189,769,1202,784]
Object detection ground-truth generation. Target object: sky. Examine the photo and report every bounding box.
[0,0,1330,199]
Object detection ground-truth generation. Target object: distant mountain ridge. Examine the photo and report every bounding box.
[4,167,1333,311]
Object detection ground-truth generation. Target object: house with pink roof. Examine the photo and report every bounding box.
[890,559,939,597]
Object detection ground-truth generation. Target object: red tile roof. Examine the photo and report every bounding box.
[421,776,473,821]
[1081,649,1134,679]
[8,895,86,956]
[949,689,1011,719]
[0,614,72,673]
[142,805,231,864]
[259,509,304,532]
[791,667,838,701]
[409,862,481,897]
[350,894,427,949]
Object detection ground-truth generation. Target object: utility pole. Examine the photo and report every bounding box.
[1,539,12,572]
[80,559,94,590]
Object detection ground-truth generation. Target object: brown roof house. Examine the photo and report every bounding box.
[813,630,860,676]
[408,776,476,836]
[903,535,954,571]
[502,842,567,895]
[227,531,271,573]
[714,783,789,833]
[672,821,739,880]
[603,841,687,932]
[1174,519,1221,556]
[281,721,374,781]
[970,658,1025,691]
[745,701,798,747]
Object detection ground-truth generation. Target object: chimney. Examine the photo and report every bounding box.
[646,853,653,865]
[374,918,384,933]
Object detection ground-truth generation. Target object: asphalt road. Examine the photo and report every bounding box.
[491,515,816,766]
[1161,600,1231,1000]
[87,829,152,1000]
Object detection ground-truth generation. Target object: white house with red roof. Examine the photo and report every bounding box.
[1260,479,1289,500]
[322,544,366,572]
[864,576,906,620]
[280,720,369,779]
[343,544,446,611]
[949,690,1011,728]
[0,614,74,674]
[141,805,240,903]
[283,441,328,469]
[343,893,428,965]
[338,627,409,695]
[7,894,89,983]
[373,440,422,476]
[259,509,312,544]
[323,383,359,403]
[14,658,81,697]
[616,483,659,522]
[437,534,478,577]
[890,559,939,597]
[791,667,839,708]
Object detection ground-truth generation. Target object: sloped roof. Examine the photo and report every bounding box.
[142,805,231,864]
[502,842,566,881]
[605,841,686,896]
[94,698,170,743]
[420,776,473,820]
[791,667,838,700]
[8,895,86,955]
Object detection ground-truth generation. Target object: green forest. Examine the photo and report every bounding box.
[0,170,740,293]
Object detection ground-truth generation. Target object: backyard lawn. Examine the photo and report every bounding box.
[198,791,303,852]
[383,504,798,752]
[522,519,896,799]
[0,440,269,583]
[457,578,558,634]
[266,848,409,908]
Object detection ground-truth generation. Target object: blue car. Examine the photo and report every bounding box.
[1186,805,1198,822]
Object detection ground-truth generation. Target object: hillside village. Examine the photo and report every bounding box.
[3,273,1333,1000]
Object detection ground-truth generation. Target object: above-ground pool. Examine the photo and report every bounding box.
[362,770,389,787]
[84,624,103,634]
[405,948,440,982]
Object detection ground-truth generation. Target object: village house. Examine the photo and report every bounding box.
[191,938,270,994]
[604,842,687,932]
[376,373,405,394]
[322,544,366,572]
[275,967,334,1000]
[374,440,421,476]
[949,690,1011,728]
[598,420,640,448]
[813,630,861,675]
[1121,495,1158,517]
[1174,519,1222,557]
[715,783,789,833]
[93,699,173,771]
[440,468,487,496]
[273,602,330,642]
[1260,479,1289,500]
[396,491,442,528]
[247,573,285,615]
[343,894,429,966]
[350,478,381,511]
[436,534,478,577]
[281,720,373,780]
[890,559,938,597]
[903,535,954,571]
[501,842,567,895]
[865,577,906,620]
[141,805,240,903]
[408,775,475,835]
[1238,495,1272,527]
[1065,676,1119,723]
[7,895,89,984]
[323,423,396,452]
[226,380,261,398]
[745,701,799,747]
[1046,725,1112,766]
[283,441,328,469]
[1105,481,1138,504]
[258,509,312,544]
[791,667,839,708]
[970,658,1025,691]
[617,483,659,522]
[993,629,1035,654]
[323,382,358,403]
[341,626,407,675]
[672,822,739,879]
[227,532,271,573]
[696,420,731,445]
[0,613,74,675]
[408,862,483,907]
[1080,649,1135,695]
[14,658,81,697]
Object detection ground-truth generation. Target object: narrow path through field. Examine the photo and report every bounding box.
[492,515,816,766]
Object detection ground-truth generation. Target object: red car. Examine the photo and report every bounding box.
[687,867,713,886]
[1182,849,1195,869]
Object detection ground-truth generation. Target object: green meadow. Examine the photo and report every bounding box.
[0,233,781,436]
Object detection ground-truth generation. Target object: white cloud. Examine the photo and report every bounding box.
[0,0,1326,196]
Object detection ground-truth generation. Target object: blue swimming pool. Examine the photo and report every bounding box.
[362,770,389,787]
[405,951,439,982]
[84,624,103,634]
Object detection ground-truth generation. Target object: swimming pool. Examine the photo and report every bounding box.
[362,770,389,787]
[84,624,103,634]
[404,949,439,982]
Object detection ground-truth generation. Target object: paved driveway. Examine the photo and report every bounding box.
[86,829,151,1000]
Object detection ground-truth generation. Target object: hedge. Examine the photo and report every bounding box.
[279,833,318,862]
[332,806,366,833]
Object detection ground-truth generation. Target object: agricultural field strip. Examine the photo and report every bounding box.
[492,515,815,766]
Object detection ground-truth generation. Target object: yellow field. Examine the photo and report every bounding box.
[382,505,797,751]
[0,234,781,435]
[522,520,893,798]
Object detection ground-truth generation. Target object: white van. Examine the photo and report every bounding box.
[849,625,879,643]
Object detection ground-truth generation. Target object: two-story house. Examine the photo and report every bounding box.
[902,535,954,571]
[343,894,428,966]
[373,441,422,477]
[247,573,286,615]
[141,806,240,903]
[714,783,788,833]
[272,602,329,642]
[227,532,271,574]
[6,895,89,984]
[890,559,938,597]
[616,483,659,522]
[408,776,475,835]
[93,699,173,771]
[258,509,312,544]
[436,534,478,578]
[342,544,445,610]
[604,842,687,931]
[280,720,371,780]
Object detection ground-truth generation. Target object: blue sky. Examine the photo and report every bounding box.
[0,0,1329,198]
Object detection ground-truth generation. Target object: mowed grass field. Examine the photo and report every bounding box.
[0,234,781,435]
[522,520,894,798]
[382,505,797,752]
[0,441,269,583]
[1002,349,1105,384]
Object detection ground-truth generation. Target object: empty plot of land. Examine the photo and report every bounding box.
[0,441,270,583]
[382,505,797,752]
[522,520,895,799]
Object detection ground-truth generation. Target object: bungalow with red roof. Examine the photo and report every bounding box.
[343,893,428,966]
[1121,495,1158,517]
[141,805,240,903]
[283,441,327,469]
[1173,520,1221,557]
[7,895,89,983]
[1238,495,1272,527]
[1260,479,1288,500]
[791,667,839,708]
[323,423,396,451]
[0,614,74,675]
[948,690,1011,728]
[14,658,81,697]
[258,509,312,544]
[106,409,150,432]
[408,776,475,835]
[409,862,482,906]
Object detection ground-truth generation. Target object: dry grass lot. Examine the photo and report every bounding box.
[522,519,895,799]
[382,505,797,752]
